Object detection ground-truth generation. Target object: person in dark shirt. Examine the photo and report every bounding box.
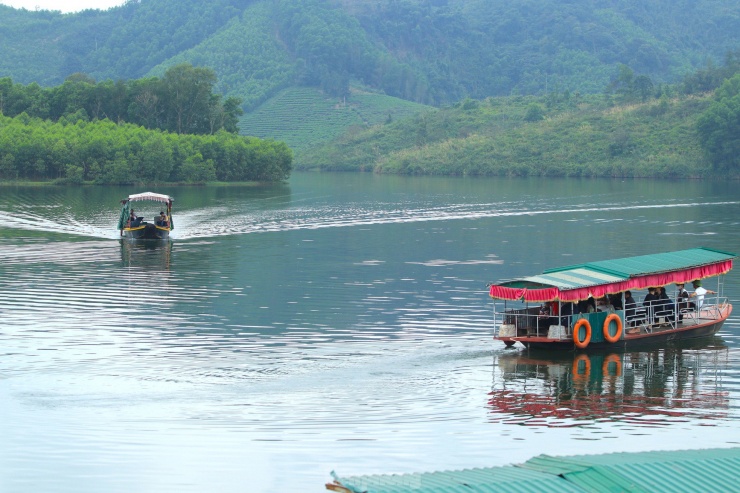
[656,287,675,322]
[129,209,142,227]
[609,293,623,311]
[624,291,637,319]
[643,287,659,323]
[675,282,693,320]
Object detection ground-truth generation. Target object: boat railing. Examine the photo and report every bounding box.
[680,297,729,325]
[494,295,730,337]
[494,306,565,337]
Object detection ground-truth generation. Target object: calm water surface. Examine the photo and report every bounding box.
[1,175,739,492]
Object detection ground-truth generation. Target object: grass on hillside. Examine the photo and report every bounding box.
[297,93,726,178]
[238,86,430,155]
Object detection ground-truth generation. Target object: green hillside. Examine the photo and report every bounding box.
[239,86,430,155]
[1,0,738,105]
[146,2,297,110]
[297,91,728,178]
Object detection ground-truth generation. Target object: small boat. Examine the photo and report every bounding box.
[117,192,173,240]
[488,247,735,351]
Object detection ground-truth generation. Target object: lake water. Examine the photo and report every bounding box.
[1,174,739,492]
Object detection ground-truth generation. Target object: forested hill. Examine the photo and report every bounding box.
[1,0,739,109]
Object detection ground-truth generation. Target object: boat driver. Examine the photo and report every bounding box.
[157,211,169,227]
[129,209,141,227]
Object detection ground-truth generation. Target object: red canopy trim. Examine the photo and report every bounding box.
[489,285,526,300]
[490,260,733,302]
[523,287,559,302]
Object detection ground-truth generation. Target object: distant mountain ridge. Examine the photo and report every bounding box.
[2,0,739,108]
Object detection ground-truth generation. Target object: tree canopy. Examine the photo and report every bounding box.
[697,74,740,172]
[0,113,292,184]
[0,64,242,135]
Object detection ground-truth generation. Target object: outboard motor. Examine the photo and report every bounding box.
[143,223,160,239]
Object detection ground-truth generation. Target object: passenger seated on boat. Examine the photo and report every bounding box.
[643,287,659,323]
[609,293,623,311]
[676,283,693,321]
[577,297,596,314]
[129,209,142,227]
[537,302,557,333]
[596,296,613,312]
[624,290,644,327]
[156,211,169,227]
[655,287,675,323]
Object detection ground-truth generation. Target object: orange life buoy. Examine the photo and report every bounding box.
[602,353,622,377]
[603,313,623,343]
[573,318,591,349]
[572,353,591,380]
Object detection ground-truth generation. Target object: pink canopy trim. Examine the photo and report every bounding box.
[489,285,525,300]
[523,287,559,302]
[489,260,732,302]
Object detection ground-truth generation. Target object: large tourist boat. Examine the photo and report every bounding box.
[117,192,173,240]
[488,247,735,350]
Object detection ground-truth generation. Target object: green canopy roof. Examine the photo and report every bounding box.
[550,247,737,279]
[328,447,740,493]
[489,247,736,302]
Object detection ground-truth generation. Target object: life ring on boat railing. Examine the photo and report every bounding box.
[572,353,591,381]
[603,313,623,343]
[573,318,591,349]
[602,353,622,377]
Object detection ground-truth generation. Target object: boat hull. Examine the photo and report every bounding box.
[497,304,731,351]
[122,223,170,240]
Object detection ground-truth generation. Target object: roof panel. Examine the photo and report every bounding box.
[330,448,740,493]
[587,248,736,277]
[494,248,736,292]
[525,267,626,290]
[521,448,740,493]
[332,465,583,493]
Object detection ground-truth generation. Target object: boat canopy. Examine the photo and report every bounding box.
[125,192,173,204]
[117,192,174,231]
[489,247,736,303]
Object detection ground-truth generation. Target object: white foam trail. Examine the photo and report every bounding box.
[1,200,737,241]
[175,200,739,240]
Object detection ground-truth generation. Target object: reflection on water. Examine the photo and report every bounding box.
[490,338,730,427]
[1,176,739,492]
[120,239,172,270]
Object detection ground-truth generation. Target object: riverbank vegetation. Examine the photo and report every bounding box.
[296,59,740,178]
[0,115,292,184]
[0,63,292,184]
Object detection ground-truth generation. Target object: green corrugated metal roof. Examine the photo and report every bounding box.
[500,247,736,291]
[521,447,740,493]
[581,247,737,278]
[523,267,625,290]
[330,464,583,493]
[329,448,740,493]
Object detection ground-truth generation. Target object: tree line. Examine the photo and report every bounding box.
[0,114,292,184]
[0,64,243,135]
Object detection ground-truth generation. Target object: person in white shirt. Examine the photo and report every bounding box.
[690,280,716,309]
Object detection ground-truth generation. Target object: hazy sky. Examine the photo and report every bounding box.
[0,0,126,13]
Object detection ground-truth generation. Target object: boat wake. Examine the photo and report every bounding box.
[0,200,737,241]
[172,200,740,240]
